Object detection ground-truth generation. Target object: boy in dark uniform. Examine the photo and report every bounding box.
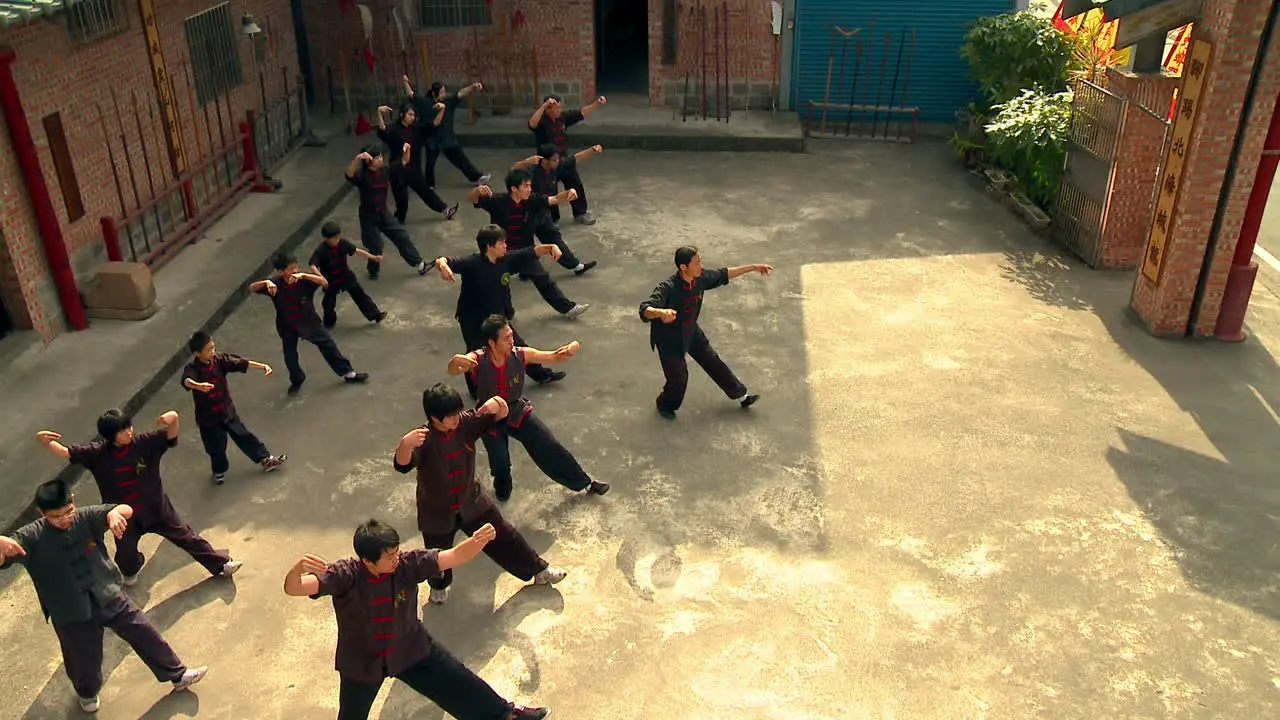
[447,314,610,502]
[250,252,370,395]
[0,481,208,713]
[35,409,242,585]
[522,143,603,225]
[183,331,287,484]
[309,221,388,328]
[404,76,491,187]
[639,246,773,419]
[283,519,549,720]
[375,104,459,223]
[469,170,593,318]
[345,146,430,280]
[527,94,608,225]
[394,383,567,606]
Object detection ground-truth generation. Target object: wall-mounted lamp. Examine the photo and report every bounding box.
[241,12,262,36]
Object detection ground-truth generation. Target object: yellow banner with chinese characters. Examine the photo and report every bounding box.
[139,0,187,176]
[1140,39,1213,284]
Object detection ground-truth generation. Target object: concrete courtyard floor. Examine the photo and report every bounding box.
[2,141,1279,719]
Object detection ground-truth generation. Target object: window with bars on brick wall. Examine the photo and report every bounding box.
[417,0,491,29]
[184,2,244,106]
[67,0,128,43]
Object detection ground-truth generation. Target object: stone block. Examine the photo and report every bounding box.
[83,262,158,319]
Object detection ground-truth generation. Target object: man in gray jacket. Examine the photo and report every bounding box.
[0,480,208,714]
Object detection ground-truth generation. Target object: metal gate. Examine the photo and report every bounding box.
[1052,79,1126,266]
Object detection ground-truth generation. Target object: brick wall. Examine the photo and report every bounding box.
[0,0,295,342]
[651,0,777,110]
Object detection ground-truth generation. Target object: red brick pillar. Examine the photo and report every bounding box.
[1130,0,1280,337]
[1096,69,1179,269]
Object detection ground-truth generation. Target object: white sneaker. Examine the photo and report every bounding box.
[477,173,492,186]
[533,567,567,585]
[121,557,144,587]
[221,560,243,578]
[172,665,208,692]
[78,695,99,713]
[429,587,448,605]
[565,304,590,320]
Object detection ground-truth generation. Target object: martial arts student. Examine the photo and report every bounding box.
[521,143,604,226]
[527,94,608,225]
[0,481,208,713]
[433,225,570,397]
[404,75,491,187]
[375,103,459,223]
[184,331,287,484]
[393,383,567,605]
[309,221,388,328]
[36,409,242,584]
[470,171,592,318]
[283,519,550,720]
[447,314,610,502]
[345,146,430,279]
[251,252,370,395]
[639,246,773,419]
[486,162,598,277]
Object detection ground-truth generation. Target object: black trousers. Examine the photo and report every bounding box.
[358,211,422,277]
[481,412,592,492]
[391,165,447,223]
[656,331,747,413]
[534,216,582,270]
[458,317,555,397]
[321,281,381,326]
[337,644,513,720]
[426,144,483,186]
[280,325,354,386]
[507,252,574,314]
[553,162,589,219]
[53,592,185,699]
[114,497,230,577]
[422,505,547,591]
[198,416,270,474]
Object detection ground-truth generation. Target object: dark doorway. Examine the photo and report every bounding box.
[595,0,649,94]
[0,294,12,340]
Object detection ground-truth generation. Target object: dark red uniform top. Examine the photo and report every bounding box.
[181,352,251,428]
[393,411,500,535]
[67,429,174,518]
[257,277,322,335]
[530,155,577,197]
[346,167,392,217]
[474,192,552,250]
[309,239,358,287]
[309,549,443,685]
[532,109,585,156]
[469,348,533,430]
[639,267,730,357]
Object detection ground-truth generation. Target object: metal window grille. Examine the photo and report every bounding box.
[67,0,127,44]
[417,0,491,29]
[184,3,244,106]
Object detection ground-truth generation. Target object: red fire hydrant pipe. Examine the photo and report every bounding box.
[0,46,87,331]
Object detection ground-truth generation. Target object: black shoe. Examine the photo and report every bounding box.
[373,311,388,323]
[344,372,370,384]
[323,319,336,329]
[535,370,567,385]
[444,203,459,220]
[368,270,379,281]
[740,393,760,408]
[657,407,676,420]
[587,481,610,496]
[494,474,512,502]
[574,260,598,276]
[212,472,226,486]
[511,707,549,720]
[287,379,305,396]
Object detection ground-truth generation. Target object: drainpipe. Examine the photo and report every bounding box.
[0,45,87,331]
[1214,88,1280,341]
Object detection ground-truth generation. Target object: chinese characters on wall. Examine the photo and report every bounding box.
[141,0,188,176]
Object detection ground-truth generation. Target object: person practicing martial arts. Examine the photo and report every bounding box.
[447,314,610,502]
[404,75,490,187]
[375,104,459,223]
[639,246,772,419]
[36,410,243,585]
[251,252,370,395]
[0,481,208,713]
[528,94,608,225]
[393,383,567,605]
[470,171,592,318]
[521,143,604,227]
[284,519,550,720]
[345,146,430,279]
[309,221,388,328]
[433,225,570,398]
[183,331,287,484]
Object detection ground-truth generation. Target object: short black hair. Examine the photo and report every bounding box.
[674,246,699,269]
[353,519,400,563]
[35,479,72,511]
[188,330,213,354]
[271,252,297,271]
[430,82,445,98]
[422,383,465,421]
[505,168,532,192]
[361,144,383,158]
[321,221,341,239]
[537,143,559,159]
[399,102,416,118]
[96,409,132,442]
[481,314,509,343]
[476,225,505,253]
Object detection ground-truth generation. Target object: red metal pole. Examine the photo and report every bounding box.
[0,46,87,330]
[1215,89,1280,341]
[100,217,123,262]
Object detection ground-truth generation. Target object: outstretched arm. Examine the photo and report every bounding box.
[458,82,483,98]
[512,154,542,170]
[519,342,580,365]
[727,264,774,279]
[573,145,603,163]
[437,523,497,571]
[34,431,71,460]
[581,96,608,118]
[469,185,494,205]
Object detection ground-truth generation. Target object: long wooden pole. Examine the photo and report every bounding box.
[129,89,164,241]
[180,61,208,201]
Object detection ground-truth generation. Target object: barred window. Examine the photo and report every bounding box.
[184,3,244,106]
[67,0,127,44]
[418,0,491,29]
